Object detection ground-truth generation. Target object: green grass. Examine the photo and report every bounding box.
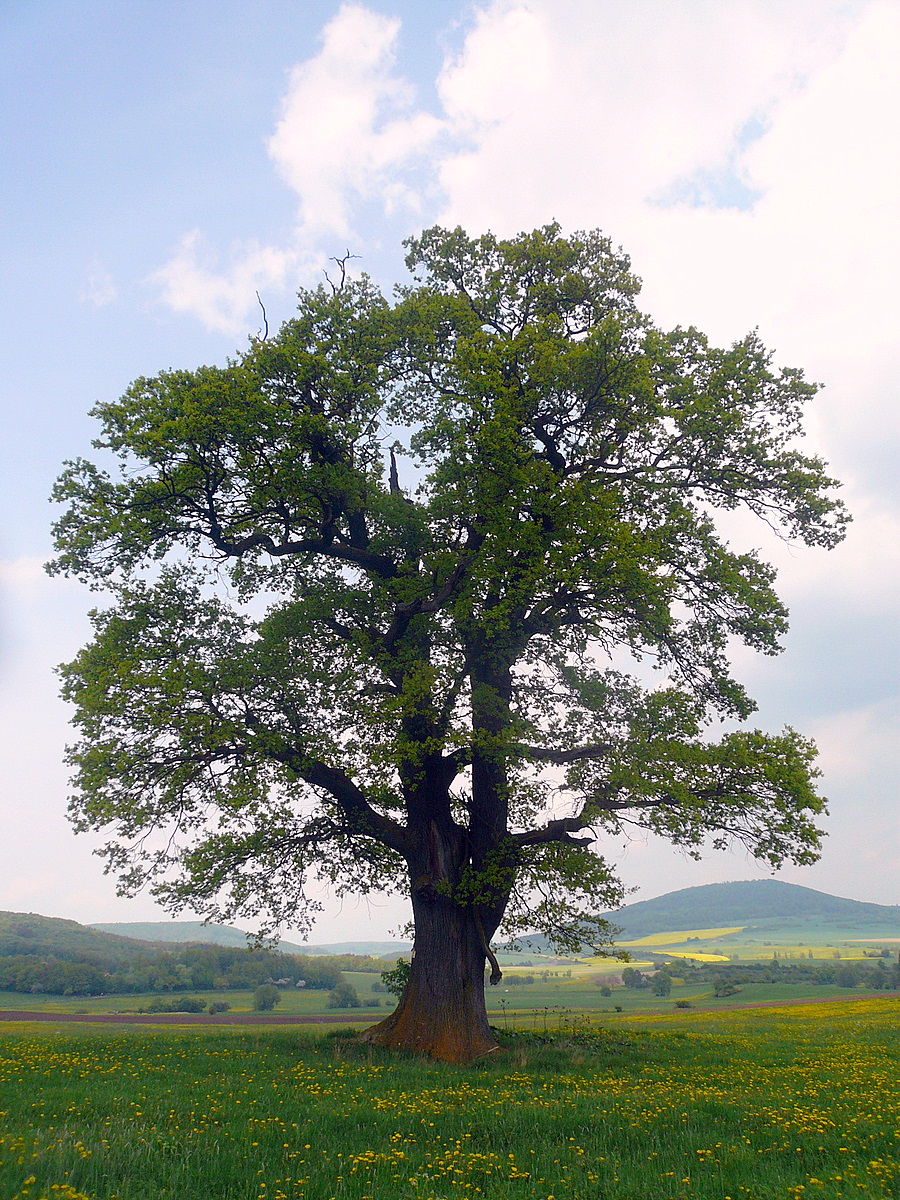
[0,974,871,1020]
[487,980,861,1025]
[0,981,388,1017]
[4,998,900,1198]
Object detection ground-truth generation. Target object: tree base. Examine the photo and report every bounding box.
[360,999,501,1064]
[363,889,503,1063]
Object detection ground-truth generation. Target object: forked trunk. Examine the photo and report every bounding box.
[361,894,500,1063]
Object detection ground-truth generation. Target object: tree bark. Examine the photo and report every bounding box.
[361,890,500,1063]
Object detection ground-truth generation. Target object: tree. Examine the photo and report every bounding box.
[327,981,362,1009]
[621,967,648,990]
[380,958,411,999]
[253,983,282,1012]
[651,973,672,997]
[50,225,846,1063]
[713,978,741,998]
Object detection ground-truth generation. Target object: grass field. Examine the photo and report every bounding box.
[3,998,900,1199]
[0,973,872,1020]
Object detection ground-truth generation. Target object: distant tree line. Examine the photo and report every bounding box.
[0,943,387,998]
[672,956,900,991]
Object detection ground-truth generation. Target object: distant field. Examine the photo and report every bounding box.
[616,926,745,946]
[2,970,878,1028]
[0,972,390,1018]
[684,918,900,948]
[486,979,862,1022]
[650,949,731,963]
[606,923,900,964]
[4,998,900,1198]
[1,927,894,1023]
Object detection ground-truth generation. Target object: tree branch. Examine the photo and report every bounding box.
[511,817,596,847]
[382,557,474,649]
[205,525,398,578]
[513,742,612,764]
[285,757,411,857]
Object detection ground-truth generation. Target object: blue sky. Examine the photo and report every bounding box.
[1,0,898,941]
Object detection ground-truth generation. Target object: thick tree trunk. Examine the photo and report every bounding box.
[361,892,500,1063]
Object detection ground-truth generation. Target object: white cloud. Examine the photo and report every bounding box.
[631,4,900,349]
[153,4,445,330]
[80,263,117,307]
[430,0,900,448]
[153,0,899,380]
[150,231,300,336]
[434,0,858,237]
[267,3,443,238]
[778,506,900,618]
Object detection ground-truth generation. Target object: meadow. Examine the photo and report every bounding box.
[0,971,859,1022]
[3,998,900,1199]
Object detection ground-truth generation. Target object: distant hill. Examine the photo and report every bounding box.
[0,910,370,998]
[0,910,157,961]
[90,921,304,952]
[607,880,900,940]
[92,922,411,958]
[507,880,900,954]
[289,941,412,957]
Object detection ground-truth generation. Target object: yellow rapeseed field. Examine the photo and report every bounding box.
[616,927,746,947]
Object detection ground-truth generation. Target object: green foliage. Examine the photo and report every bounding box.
[651,973,672,996]
[300,953,389,974]
[678,957,900,992]
[713,978,742,998]
[0,956,106,996]
[621,967,649,989]
[49,224,846,961]
[379,958,410,998]
[327,981,362,1009]
[144,996,207,1013]
[252,984,281,1012]
[0,915,345,997]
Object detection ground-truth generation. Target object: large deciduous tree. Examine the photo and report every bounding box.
[50,226,846,1062]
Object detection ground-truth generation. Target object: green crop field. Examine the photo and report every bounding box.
[3,998,900,1199]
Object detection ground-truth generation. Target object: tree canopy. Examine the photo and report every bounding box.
[50,224,846,1060]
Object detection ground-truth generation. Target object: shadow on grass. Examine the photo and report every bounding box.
[321,1021,675,1074]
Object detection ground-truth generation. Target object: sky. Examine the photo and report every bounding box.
[1,0,898,943]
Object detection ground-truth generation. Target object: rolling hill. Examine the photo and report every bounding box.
[507,880,900,953]
[8,879,900,969]
[90,921,306,953]
[92,923,411,958]
[0,911,392,998]
[606,880,900,941]
[1,911,410,965]
[0,911,158,961]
